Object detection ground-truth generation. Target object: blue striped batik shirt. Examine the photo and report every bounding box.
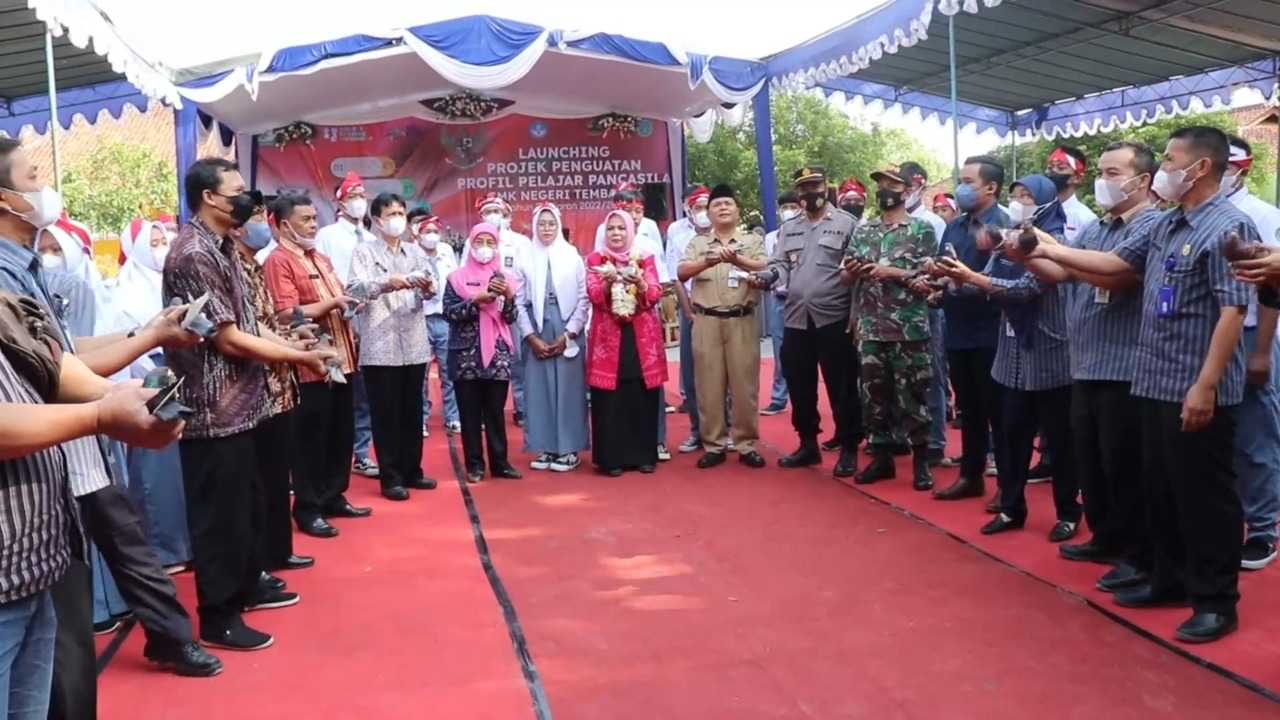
[1114,192,1256,406]
[983,254,1072,391]
[1066,206,1162,382]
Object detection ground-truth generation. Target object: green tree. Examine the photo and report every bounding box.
[62,140,177,236]
[688,92,948,226]
[991,112,1276,212]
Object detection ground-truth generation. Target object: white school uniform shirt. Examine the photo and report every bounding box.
[315,217,373,284]
[910,204,947,240]
[421,245,459,317]
[596,217,669,282]
[666,218,699,292]
[1228,187,1280,329]
[1061,193,1099,244]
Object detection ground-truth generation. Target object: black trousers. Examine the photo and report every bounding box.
[364,364,427,490]
[1139,399,1242,615]
[1072,381,1149,569]
[998,385,1080,523]
[251,411,295,568]
[780,319,862,446]
[947,348,1004,481]
[48,560,92,720]
[456,378,511,474]
[292,379,354,523]
[179,431,264,633]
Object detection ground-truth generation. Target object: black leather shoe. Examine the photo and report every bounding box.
[933,476,985,501]
[984,490,1002,514]
[323,501,373,519]
[492,467,523,480]
[274,554,315,571]
[697,452,726,469]
[1174,612,1239,644]
[1059,539,1119,564]
[779,441,822,468]
[834,448,858,478]
[1113,583,1189,609]
[602,468,624,478]
[1096,563,1147,593]
[638,465,656,474]
[911,448,933,491]
[382,486,411,501]
[854,453,895,484]
[297,517,339,538]
[738,451,766,468]
[406,476,439,490]
[144,640,223,677]
[980,514,1025,535]
[1048,521,1079,543]
[820,437,842,452]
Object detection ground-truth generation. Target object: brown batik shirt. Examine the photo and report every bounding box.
[237,250,299,417]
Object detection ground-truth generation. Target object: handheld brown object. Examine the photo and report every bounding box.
[1224,224,1267,261]
[1015,227,1039,256]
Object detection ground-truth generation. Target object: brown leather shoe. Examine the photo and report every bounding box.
[933,476,985,501]
[984,489,1002,514]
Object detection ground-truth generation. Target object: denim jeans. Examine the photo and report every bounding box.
[679,308,700,439]
[352,371,373,461]
[0,589,56,720]
[765,292,789,407]
[423,314,460,425]
[1235,327,1280,544]
[926,309,948,451]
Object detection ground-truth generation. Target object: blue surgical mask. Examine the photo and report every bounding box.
[242,220,272,250]
[955,184,980,212]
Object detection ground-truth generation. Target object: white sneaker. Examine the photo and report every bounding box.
[531,453,554,471]
[353,459,379,478]
[657,444,672,461]
[550,453,580,472]
[678,437,701,453]
[422,425,430,438]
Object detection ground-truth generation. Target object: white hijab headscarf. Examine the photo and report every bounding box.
[110,219,167,330]
[527,204,582,328]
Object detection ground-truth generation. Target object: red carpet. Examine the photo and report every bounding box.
[96,360,1280,718]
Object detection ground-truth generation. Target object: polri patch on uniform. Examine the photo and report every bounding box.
[789,251,800,264]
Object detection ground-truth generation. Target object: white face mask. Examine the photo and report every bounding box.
[40,253,63,270]
[780,208,799,222]
[1007,201,1038,224]
[483,212,503,227]
[151,246,169,268]
[1152,161,1202,203]
[472,246,496,264]
[380,217,407,238]
[1095,176,1142,212]
[421,232,440,249]
[1219,169,1242,197]
[343,198,368,219]
[8,186,64,229]
[692,210,710,229]
[905,188,923,210]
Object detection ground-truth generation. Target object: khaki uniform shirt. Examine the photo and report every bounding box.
[681,229,767,310]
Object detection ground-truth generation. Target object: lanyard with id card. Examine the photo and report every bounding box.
[1156,255,1177,318]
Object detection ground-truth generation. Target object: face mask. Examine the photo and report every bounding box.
[1095,176,1142,211]
[152,247,169,268]
[799,191,826,213]
[283,223,317,250]
[483,212,503,227]
[841,202,865,219]
[955,184,980,212]
[473,246,496,264]
[780,208,799,222]
[1007,201,1037,224]
[343,198,368,219]
[1046,172,1073,193]
[6,186,64,229]
[692,210,710,229]
[215,192,256,227]
[1152,160,1203,203]
[500,216,512,230]
[380,217,407,238]
[241,220,272,250]
[875,189,904,211]
[905,188,923,210]
[40,253,63,270]
[421,232,440,249]
[1219,170,1242,196]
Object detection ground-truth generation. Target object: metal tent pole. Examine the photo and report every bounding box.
[1011,129,1018,179]
[44,30,62,190]
[949,14,959,181]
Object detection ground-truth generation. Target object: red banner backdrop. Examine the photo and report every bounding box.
[254,114,673,254]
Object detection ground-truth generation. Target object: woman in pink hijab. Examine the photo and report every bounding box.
[584,209,667,476]
[443,223,523,483]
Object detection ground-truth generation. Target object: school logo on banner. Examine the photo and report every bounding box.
[529,121,549,140]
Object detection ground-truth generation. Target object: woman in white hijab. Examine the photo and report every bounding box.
[515,204,591,472]
[107,217,192,570]
[37,223,110,333]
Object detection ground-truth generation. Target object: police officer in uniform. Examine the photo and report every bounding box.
[841,165,936,490]
[753,165,863,476]
[678,184,768,469]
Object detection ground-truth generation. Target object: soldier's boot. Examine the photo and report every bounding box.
[854,449,896,485]
[833,444,857,478]
[779,437,822,468]
[911,446,934,491]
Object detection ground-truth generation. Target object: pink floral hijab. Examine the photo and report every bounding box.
[600,209,636,264]
[448,223,519,369]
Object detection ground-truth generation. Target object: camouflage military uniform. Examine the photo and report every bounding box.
[849,217,937,448]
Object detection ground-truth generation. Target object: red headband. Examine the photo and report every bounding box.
[336,171,364,200]
[475,193,506,214]
[1229,144,1253,169]
[685,186,709,206]
[1047,148,1084,173]
[838,179,866,200]
[932,193,957,211]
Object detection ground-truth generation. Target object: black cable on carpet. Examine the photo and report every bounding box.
[446,433,554,720]
[95,618,135,676]
[755,436,1280,706]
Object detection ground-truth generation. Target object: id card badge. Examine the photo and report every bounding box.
[1095,288,1111,305]
[727,276,741,289]
[1156,285,1175,318]
[1006,322,1016,338]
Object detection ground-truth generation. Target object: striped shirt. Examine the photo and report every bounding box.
[0,318,83,603]
[0,240,116,498]
[1114,192,1255,405]
[961,253,1072,391]
[1066,206,1161,382]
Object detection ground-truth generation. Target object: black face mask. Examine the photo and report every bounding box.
[215,192,257,228]
[1046,172,1073,192]
[841,202,865,219]
[799,190,826,212]
[876,189,904,211]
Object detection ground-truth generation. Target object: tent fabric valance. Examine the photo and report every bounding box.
[0,78,150,136]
